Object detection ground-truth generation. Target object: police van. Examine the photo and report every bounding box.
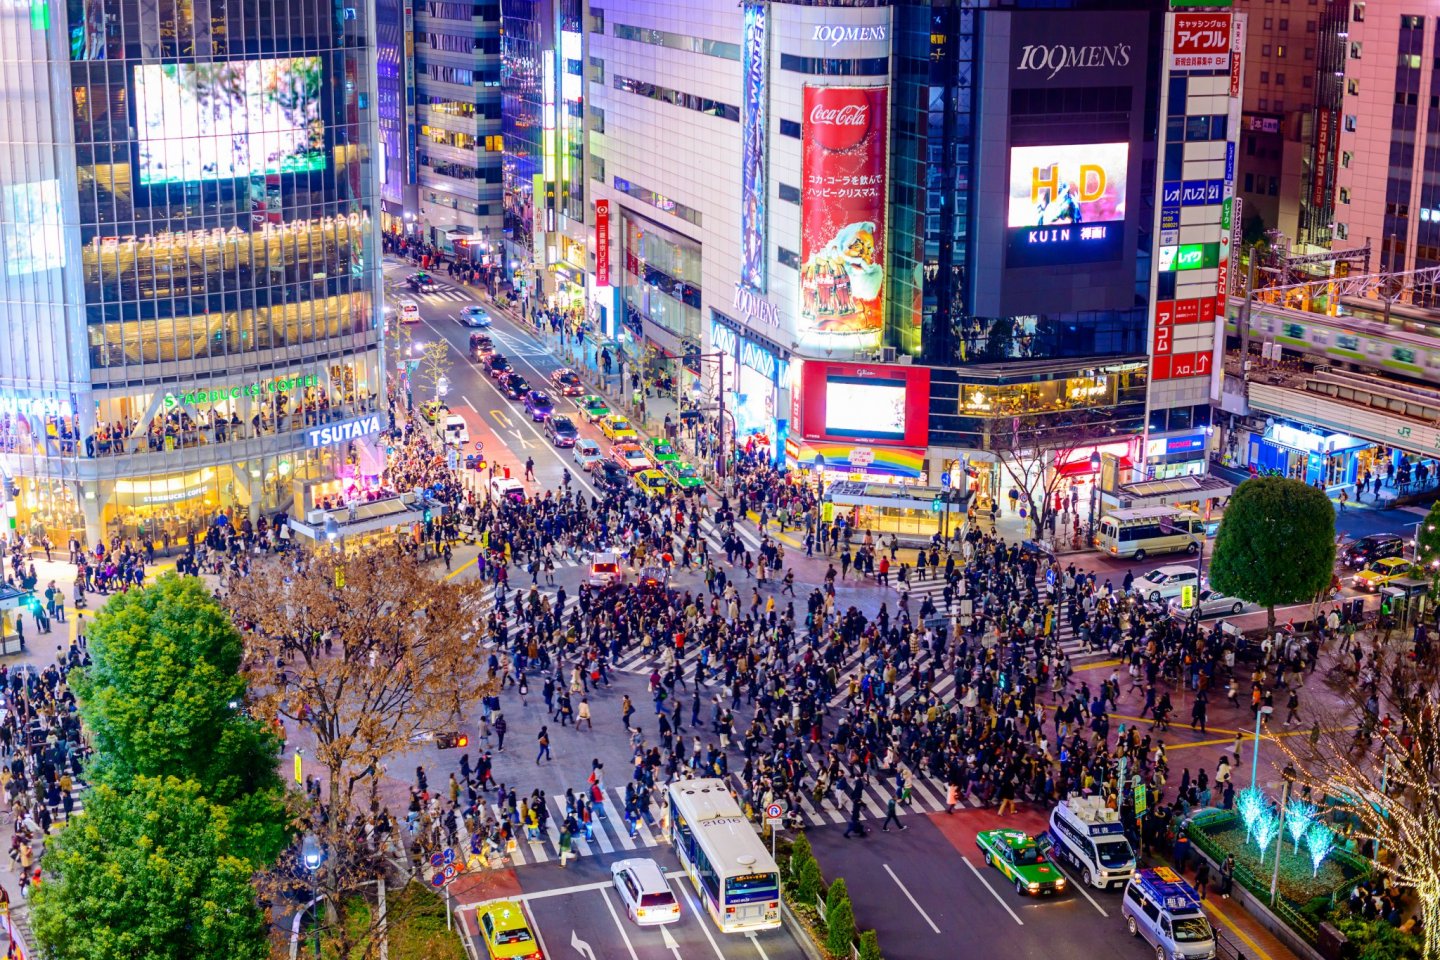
[1122,868,1216,960]
[1047,796,1136,890]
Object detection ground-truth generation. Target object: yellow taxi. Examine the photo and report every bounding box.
[1353,556,1413,592]
[477,901,543,960]
[633,469,672,499]
[599,414,638,441]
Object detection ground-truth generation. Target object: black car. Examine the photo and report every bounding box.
[1343,533,1405,568]
[545,414,578,447]
[468,333,494,362]
[597,460,629,488]
[501,373,531,400]
[484,354,511,378]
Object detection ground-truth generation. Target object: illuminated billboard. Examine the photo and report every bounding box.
[134,58,326,185]
[1006,142,1128,267]
[799,360,929,449]
[798,86,888,351]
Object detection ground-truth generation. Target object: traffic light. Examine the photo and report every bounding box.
[436,732,469,749]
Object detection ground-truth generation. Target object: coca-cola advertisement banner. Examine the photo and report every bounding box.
[799,86,888,351]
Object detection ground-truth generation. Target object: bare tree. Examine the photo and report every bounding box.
[986,410,1121,544]
[417,340,452,404]
[1272,642,1440,960]
[226,546,495,960]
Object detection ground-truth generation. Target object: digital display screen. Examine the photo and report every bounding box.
[1006,142,1128,267]
[134,57,326,185]
[824,376,906,440]
[4,180,65,277]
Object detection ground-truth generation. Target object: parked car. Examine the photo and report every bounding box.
[459,305,492,327]
[1342,533,1406,569]
[545,414,578,447]
[550,368,585,396]
[572,437,604,469]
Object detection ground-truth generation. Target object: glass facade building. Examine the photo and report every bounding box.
[0,0,385,548]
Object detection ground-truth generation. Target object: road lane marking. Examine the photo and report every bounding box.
[570,929,596,960]
[444,556,478,581]
[661,925,684,959]
[1046,859,1107,917]
[670,877,727,960]
[962,856,1024,925]
[463,395,477,412]
[883,863,940,933]
[747,931,771,960]
[599,887,641,960]
[509,429,536,449]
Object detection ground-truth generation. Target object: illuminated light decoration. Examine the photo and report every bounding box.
[1304,821,1335,878]
[1252,807,1280,863]
[1237,786,1266,842]
[1285,799,1317,854]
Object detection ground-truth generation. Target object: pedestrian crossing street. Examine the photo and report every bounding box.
[892,574,1105,663]
[422,760,991,881]
[420,286,473,304]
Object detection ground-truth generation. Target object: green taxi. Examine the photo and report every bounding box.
[976,828,1066,896]
[576,394,610,423]
[662,460,705,493]
[647,437,680,464]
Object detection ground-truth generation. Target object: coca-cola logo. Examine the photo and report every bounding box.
[805,88,874,151]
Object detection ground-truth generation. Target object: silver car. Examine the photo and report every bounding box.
[1167,587,1246,619]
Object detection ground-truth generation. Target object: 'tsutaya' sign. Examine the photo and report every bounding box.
[164,373,320,408]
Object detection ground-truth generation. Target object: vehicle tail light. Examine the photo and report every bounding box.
[768,902,778,910]
[671,905,680,914]
[726,907,735,914]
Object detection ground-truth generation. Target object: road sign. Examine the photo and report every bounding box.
[766,803,783,820]
[941,472,951,489]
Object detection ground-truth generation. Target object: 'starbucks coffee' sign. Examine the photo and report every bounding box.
[164,373,319,409]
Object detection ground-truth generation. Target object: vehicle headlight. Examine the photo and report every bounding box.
[1056,878,1066,888]
[1029,882,1039,891]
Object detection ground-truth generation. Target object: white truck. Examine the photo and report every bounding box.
[1046,796,1136,890]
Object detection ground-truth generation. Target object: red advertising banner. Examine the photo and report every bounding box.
[1153,301,1174,356]
[799,86,888,348]
[1171,12,1232,71]
[1152,351,1213,381]
[595,199,610,287]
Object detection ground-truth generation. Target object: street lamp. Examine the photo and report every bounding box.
[301,834,324,960]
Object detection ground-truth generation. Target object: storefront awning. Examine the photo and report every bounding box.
[1055,456,1133,478]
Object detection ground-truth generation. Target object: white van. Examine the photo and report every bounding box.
[1047,797,1135,890]
[443,414,469,446]
[1123,868,1216,960]
[398,299,421,323]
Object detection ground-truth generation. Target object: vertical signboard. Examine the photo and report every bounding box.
[740,3,769,293]
[1312,109,1337,208]
[1170,12,1232,71]
[595,199,610,287]
[799,86,888,351]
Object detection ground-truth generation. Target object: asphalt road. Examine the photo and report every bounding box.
[458,845,810,960]
[808,808,1156,960]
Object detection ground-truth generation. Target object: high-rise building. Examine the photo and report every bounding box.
[1318,2,1440,294]
[582,0,1164,511]
[0,0,386,546]
[411,0,505,256]
[1231,0,1326,243]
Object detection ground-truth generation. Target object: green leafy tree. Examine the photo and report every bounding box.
[824,877,856,957]
[31,776,268,960]
[794,854,823,907]
[1414,500,1440,591]
[788,831,813,879]
[858,929,883,960]
[1208,476,1336,630]
[71,574,287,864]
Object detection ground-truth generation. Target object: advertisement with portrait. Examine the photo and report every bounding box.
[739,3,769,293]
[969,9,1150,318]
[798,360,929,449]
[798,86,888,352]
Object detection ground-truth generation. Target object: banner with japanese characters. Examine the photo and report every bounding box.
[799,85,888,350]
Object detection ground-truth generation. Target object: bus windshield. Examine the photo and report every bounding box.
[725,872,779,903]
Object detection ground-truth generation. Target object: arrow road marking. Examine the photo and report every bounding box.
[490,409,513,428]
[883,863,940,933]
[660,925,683,960]
[570,929,596,960]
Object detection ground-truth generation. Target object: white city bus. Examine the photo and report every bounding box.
[666,778,782,933]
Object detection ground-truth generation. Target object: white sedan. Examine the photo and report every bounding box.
[459,305,492,327]
[611,858,680,926]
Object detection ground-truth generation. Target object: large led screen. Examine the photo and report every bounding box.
[824,376,905,440]
[1006,142,1128,267]
[134,58,326,185]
